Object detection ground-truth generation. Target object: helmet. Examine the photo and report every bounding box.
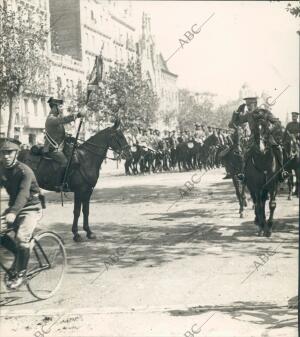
[0,138,21,151]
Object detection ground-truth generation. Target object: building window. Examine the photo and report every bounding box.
[70,80,74,96]
[56,76,62,96]
[33,100,38,116]
[24,98,29,114]
[42,99,47,116]
[91,10,94,21]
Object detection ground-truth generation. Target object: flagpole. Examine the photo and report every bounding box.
[61,54,101,196]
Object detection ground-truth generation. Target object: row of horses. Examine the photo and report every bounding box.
[124,134,222,175]
[19,116,299,241]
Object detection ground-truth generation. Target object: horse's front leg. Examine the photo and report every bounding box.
[253,192,264,236]
[82,190,96,239]
[72,192,83,242]
[266,189,277,237]
[233,176,244,218]
[287,171,293,200]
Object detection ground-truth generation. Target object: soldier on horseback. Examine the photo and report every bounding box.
[194,123,205,144]
[233,96,288,182]
[284,112,300,141]
[43,97,86,188]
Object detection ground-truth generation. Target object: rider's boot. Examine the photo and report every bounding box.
[57,167,71,192]
[9,246,30,289]
[9,270,26,289]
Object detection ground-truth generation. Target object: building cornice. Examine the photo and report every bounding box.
[85,50,112,63]
[83,24,112,40]
[109,12,135,31]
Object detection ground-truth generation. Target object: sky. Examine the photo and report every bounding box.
[132,1,299,122]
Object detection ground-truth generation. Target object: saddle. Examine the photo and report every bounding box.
[22,139,79,192]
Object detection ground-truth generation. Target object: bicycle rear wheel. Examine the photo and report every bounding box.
[26,231,66,300]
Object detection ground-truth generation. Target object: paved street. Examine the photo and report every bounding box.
[0,164,298,337]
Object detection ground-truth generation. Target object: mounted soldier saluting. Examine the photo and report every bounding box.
[43,97,86,189]
[233,96,288,183]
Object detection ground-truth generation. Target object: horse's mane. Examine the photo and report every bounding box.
[79,127,110,148]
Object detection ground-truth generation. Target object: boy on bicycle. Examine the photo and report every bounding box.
[0,138,42,289]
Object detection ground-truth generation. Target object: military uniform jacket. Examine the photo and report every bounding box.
[44,113,76,152]
[0,161,41,215]
[194,129,205,142]
[285,121,300,136]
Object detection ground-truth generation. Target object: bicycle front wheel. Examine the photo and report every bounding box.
[26,231,67,300]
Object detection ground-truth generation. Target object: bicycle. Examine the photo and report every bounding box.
[0,218,67,300]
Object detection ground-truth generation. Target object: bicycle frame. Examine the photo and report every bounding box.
[0,230,51,281]
[26,238,52,280]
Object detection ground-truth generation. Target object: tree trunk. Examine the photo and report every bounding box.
[7,95,15,138]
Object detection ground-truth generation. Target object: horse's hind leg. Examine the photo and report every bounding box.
[83,190,96,240]
[72,192,83,242]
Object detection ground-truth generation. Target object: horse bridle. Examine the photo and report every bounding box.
[78,130,130,159]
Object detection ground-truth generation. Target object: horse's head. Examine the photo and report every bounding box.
[107,119,132,160]
[251,108,272,152]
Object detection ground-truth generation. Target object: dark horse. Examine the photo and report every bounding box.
[19,120,131,242]
[244,114,281,237]
[283,131,299,200]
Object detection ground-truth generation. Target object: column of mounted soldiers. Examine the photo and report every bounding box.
[123,121,239,175]
[123,96,299,177]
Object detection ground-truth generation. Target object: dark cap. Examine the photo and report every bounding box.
[291,112,299,116]
[47,97,63,106]
[0,138,21,151]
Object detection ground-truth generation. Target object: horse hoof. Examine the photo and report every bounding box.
[73,234,84,243]
[240,213,244,218]
[288,196,292,201]
[257,230,263,236]
[264,231,272,238]
[87,232,97,240]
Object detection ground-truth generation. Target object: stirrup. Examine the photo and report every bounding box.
[237,173,245,182]
[280,170,289,182]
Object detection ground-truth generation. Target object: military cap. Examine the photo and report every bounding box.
[47,97,63,105]
[291,112,299,116]
[0,138,21,151]
[243,97,257,103]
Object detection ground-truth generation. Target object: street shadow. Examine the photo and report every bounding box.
[169,301,297,330]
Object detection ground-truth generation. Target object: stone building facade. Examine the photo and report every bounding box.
[137,13,179,130]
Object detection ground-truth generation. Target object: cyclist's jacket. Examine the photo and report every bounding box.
[0,161,41,215]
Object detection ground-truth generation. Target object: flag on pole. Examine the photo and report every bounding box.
[87,49,104,96]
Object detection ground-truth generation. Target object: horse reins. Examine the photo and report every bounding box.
[76,132,130,160]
